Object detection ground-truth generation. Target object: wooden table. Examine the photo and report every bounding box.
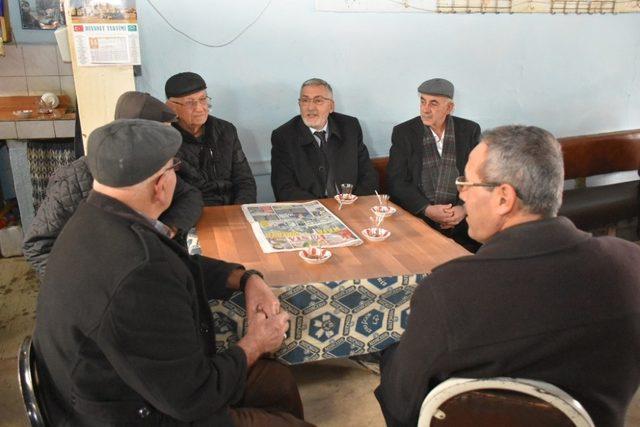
[196,196,469,286]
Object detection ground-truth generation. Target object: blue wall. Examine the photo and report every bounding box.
[46,0,638,201]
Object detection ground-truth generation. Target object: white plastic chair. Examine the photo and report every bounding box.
[417,377,595,427]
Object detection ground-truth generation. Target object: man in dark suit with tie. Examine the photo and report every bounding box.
[270,78,378,201]
[387,78,481,251]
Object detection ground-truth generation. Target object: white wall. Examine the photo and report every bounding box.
[134,0,640,200]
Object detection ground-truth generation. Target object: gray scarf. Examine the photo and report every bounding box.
[420,115,459,205]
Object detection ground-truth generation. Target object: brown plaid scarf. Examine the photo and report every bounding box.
[420,115,459,205]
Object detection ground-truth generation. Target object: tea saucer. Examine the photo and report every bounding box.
[299,247,332,264]
[334,194,358,205]
[362,227,391,242]
[371,206,396,217]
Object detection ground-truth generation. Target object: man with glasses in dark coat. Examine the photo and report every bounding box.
[270,78,378,202]
[33,119,312,426]
[376,125,640,427]
[166,72,257,206]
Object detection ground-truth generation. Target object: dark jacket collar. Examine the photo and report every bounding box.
[409,115,454,140]
[476,216,591,259]
[296,113,343,146]
[86,191,161,236]
[173,115,216,146]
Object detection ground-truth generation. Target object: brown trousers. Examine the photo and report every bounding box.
[229,359,315,427]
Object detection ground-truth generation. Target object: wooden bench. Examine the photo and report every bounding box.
[558,129,640,234]
[371,129,640,234]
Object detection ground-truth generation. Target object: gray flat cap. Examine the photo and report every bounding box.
[165,72,207,98]
[114,91,177,123]
[418,78,454,99]
[87,119,182,188]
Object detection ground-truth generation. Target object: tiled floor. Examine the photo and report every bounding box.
[1,255,639,427]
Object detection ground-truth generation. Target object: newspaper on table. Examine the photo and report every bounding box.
[241,201,363,253]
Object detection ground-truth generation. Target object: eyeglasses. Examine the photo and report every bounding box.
[170,96,211,109]
[455,176,499,192]
[298,96,333,106]
[455,176,522,199]
[164,157,182,174]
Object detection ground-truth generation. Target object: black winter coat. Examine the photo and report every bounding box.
[270,112,378,201]
[33,191,246,426]
[22,156,203,278]
[174,116,257,206]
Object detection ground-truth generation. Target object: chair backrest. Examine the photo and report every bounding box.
[17,335,48,427]
[557,129,640,179]
[418,377,595,427]
[371,128,640,184]
[372,157,389,194]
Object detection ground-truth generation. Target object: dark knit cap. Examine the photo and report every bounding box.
[114,91,177,123]
[165,72,207,98]
[87,119,181,188]
[418,78,454,99]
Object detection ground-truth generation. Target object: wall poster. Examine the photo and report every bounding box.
[69,0,140,66]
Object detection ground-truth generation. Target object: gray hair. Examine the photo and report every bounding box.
[480,125,564,218]
[300,78,333,96]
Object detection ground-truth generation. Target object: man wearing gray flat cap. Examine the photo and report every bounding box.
[33,119,312,426]
[387,78,481,252]
[23,91,203,279]
[165,71,257,206]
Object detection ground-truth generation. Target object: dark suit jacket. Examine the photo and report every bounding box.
[271,112,378,201]
[376,217,640,427]
[33,191,246,426]
[387,115,481,215]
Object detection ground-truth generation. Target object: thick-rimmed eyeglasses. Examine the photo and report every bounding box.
[298,96,333,106]
[170,96,211,109]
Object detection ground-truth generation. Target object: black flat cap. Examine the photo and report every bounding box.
[165,72,207,98]
[114,91,177,123]
[87,119,182,188]
[418,78,454,99]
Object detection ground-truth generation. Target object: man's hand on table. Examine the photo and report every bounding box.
[232,273,289,366]
[244,275,281,320]
[237,310,290,367]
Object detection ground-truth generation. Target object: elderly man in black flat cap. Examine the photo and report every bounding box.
[23,91,203,279]
[33,119,313,426]
[387,78,482,252]
[165,72,257,206]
